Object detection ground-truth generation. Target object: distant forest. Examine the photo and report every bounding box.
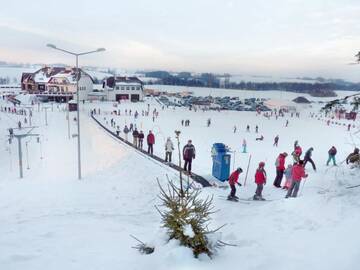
[145,71,360,97]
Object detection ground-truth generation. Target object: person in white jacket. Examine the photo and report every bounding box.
[165,137,174,163]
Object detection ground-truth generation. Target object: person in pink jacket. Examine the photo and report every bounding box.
[283,164,293,190]
[285,160,308,198]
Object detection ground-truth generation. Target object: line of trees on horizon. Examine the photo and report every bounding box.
[144,71,360,97]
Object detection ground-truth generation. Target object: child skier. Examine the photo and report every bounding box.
[227,167,243,201]
[283,164,293,190]
[254,162,267,200]
[286,160,308,198]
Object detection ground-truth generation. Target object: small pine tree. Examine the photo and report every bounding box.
[156,179,224,258]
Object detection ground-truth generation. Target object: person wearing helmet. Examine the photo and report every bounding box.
[273,152,288,188]
[254,162,267,200]
[227,167,243,200]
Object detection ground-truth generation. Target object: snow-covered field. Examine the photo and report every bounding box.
[0,91,359,270]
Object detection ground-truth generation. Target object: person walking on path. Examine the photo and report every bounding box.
[326,146,337,166]
[123,125,129,141]
[273,152,287,188]
[254,162,267,200]
[183,140,196,175]
[228,167,243,200]
[273,135,279,147]
[138,131,144,149]
[304,147,316,171]
[132,128,139,147]
[165,137,174,163]
[147,130,155,155]
[286,160,308,198]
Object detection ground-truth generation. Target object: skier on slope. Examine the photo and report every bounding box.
[273,152,287,188]
[227,167,243,201]
[242,139,247,153]
[273,135,279,147]
[292,144,302,163]
[303,147,316,171]
[285,160,308,198]
[254,162,267,200]
[326,146,337,166]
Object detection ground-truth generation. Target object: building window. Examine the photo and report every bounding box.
[126,86,130,90]
[131,86,135,90]
[136,86,140,90]
[116,86,119,90]
[121,86,125,90]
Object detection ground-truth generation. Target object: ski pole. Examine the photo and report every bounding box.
[300,178,307,196]
[244,154,252,186]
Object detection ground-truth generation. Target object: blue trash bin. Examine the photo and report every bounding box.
[211,143,231,181]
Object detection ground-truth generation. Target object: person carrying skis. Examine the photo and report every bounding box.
[138,131,144,149]
[147,130,155,155]
[286,160,308,198]
[273,152,287,188]
[123,125,129,141]
[303,147,316,171]
[228,167,243,200]
[183,140,196,175]
[326,146,337,166]
[165,137,174,163]
[273,135,279,147]
[132,128,139,147]
[254,162,267,200]
[283,164,293,190]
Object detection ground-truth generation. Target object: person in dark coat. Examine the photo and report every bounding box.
[304,147,316,171]
[147,131,155,155]
[138,131,144,149]
[183,140,196,174]
[132,128,139,147]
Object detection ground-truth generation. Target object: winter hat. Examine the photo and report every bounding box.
[237,167,243,173]
[283,152,288,156]
[259,162,265,167]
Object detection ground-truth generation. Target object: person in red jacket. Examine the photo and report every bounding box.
[227,167,243,200]
[273,152,287,188]
[147,130,155,155]
[254,162,267,200]
[285,160,308,198]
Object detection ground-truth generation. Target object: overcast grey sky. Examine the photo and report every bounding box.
[1,0,360,81]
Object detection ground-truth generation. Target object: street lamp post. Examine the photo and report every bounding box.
[46,44,105,180]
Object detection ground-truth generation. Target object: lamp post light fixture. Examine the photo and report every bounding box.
[46,44,105,180]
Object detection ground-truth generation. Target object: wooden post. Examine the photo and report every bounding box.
[244,154,252,186]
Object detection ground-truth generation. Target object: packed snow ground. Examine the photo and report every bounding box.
[1,90,360,270]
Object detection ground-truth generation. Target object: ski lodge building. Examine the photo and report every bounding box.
[103,76,144,102]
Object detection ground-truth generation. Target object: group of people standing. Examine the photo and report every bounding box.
[227,139,358,201]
